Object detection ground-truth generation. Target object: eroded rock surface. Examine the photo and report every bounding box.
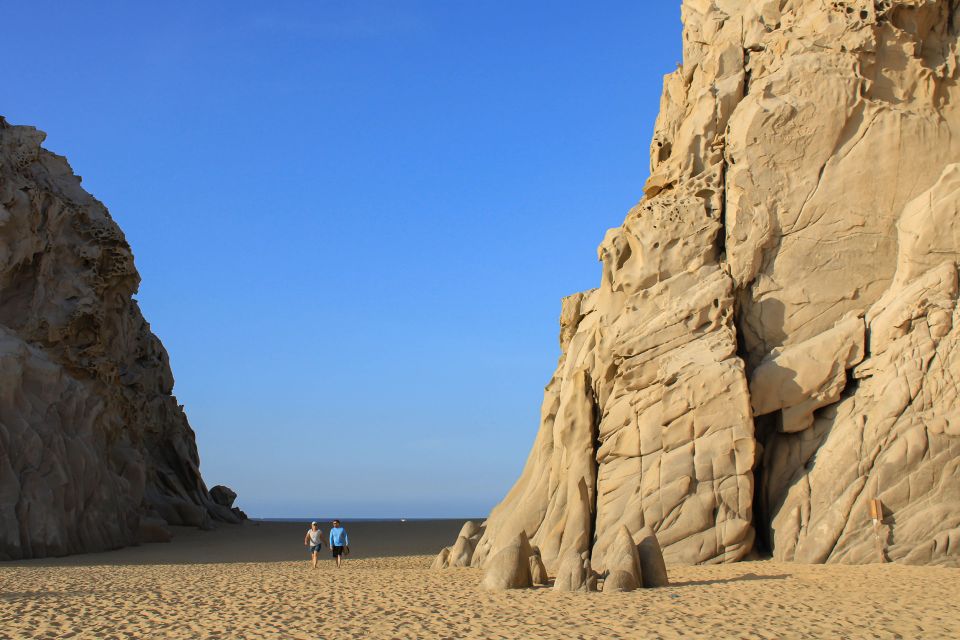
[444,0,960,573]
[480,532,533,591]
[601,527,642,592]
[0,118,241,560]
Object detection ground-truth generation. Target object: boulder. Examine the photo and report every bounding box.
[448,535,475,568]
[431,547,451,570]
[480,532,533,591]
[603,571,639,593]
[458,520,482,540]
[210,486,238,509]
[602,527,642,592]
[528,547,549,586]
[553,551,596,593]
[636,527,669,588]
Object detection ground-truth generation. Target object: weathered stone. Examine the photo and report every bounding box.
[480,532,533,591]
[602,527,642,592]
[467,194,756,572]
[458,520,482,540]
[448,535,475,568]
[528,547,549,586]
[0,118,240,560]
[554,551,596,593]
[636,527,669,588]
[750,315,866,434]
[443,0,960,571]
[210,486,238,509]
[430,547,451,570]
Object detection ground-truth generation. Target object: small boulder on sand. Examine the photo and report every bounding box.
[529,547,549,586]
[553,550,596,592]
[636,527,669,587]
[431,547,451,570]
[449,535,475,567]
[602,526,642,592]
[480,532,533,591]
[446,520,484,567]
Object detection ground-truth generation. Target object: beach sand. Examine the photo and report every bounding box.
[2,521,959,639]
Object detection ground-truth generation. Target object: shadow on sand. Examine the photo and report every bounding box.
[670,572,790,587]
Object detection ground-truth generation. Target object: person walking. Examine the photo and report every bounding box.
[329,519,349,568]
[303,521,324,569]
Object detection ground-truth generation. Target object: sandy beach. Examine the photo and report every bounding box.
[1,521,958,640]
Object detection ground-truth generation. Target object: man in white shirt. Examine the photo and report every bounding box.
[303,521,324,569]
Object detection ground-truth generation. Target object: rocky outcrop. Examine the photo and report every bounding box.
[444,0,960,573]
[0,118,242,560]
[210,485,247,520]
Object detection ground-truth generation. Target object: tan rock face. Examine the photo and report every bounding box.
[464,193,757,573]
[445,0,960,572]
[0,118,240,560]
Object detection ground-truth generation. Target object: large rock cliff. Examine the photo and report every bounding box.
[438,0,960,571]
[0,118,241,560]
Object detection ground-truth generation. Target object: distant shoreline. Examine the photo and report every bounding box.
[4,519,471,567]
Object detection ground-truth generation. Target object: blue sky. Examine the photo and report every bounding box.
[4,2,683,518]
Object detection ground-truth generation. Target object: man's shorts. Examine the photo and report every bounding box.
[332,545,345,557]
[309,544,322,553]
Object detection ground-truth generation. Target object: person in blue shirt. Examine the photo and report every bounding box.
[329,519,350,568]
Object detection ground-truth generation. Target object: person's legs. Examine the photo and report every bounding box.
[336,552,342,568]
[311,548,319,569]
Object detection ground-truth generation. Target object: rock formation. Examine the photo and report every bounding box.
[432,520,484,570]
[439,0,960,573]
[480,532,533,591]
[636,527,669,588]
[553,550,597,593]
[0,118,242,560]
[430,547,451,570]
[528,547,549,585]
[601,527,643,592]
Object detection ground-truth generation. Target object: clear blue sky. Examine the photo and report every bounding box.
[3,2,682,518]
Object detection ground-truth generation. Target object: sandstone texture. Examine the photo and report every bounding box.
[636,527,670,588]
[0,118,242,560]
[440,0,960,573]
[480,532,534,591]
[601,527,643,592]
[528,547,549,585]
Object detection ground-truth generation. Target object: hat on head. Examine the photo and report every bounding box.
[311,521,318,525]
